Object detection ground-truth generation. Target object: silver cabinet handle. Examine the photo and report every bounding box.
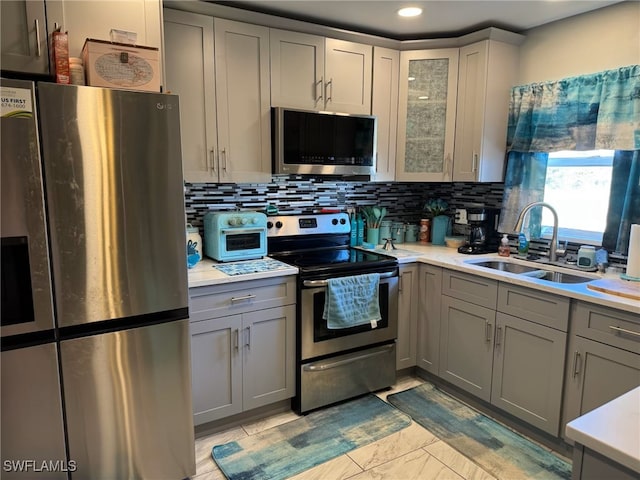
[495,326,503,346]
[35,19,42,57]
[609,325,640,338]
[572,351,581,378]
[325,78,333,103]
[234,328,239,350]
[472,152,478,173]
[315,77,323,105]
[220,148,227,171]
[444,153,451,179]
[230,294,256,303]
[245,325,251,348]
[485,320,492,342]
[209,149,216,173]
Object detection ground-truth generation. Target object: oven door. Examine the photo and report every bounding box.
[217,227,267,262]
[300,270,398,361]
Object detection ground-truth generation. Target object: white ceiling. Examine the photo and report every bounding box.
[216,0,624,39]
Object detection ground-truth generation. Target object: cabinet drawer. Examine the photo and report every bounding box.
[442,269,497,309]
[497,284,570,331]
[573,301,640,353]
[189,276,296,321]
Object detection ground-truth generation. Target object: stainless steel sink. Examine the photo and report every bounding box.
[528,270,594,284]
[467,260,594,284]
[469,260,540,274]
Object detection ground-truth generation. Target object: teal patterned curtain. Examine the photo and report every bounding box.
[499,65,640,248]
[602,150,640,254]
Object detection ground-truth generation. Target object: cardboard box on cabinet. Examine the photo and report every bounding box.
[81,39,160,92]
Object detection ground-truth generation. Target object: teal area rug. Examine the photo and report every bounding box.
[212,394,411,480]
[387,383,571,480]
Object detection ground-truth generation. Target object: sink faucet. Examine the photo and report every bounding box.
[514,201,565,262]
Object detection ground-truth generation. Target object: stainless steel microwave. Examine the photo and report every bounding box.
[272,107,377,176]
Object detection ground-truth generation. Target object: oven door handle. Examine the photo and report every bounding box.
[302,271,396,288]
[220,228,265,234]
[302,344,395,371]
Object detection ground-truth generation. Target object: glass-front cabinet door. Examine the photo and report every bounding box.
[396,49,459,182]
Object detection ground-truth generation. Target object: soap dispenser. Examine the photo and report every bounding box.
[498,234,511,257]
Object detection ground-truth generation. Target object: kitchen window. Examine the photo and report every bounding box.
[541,150,614,245]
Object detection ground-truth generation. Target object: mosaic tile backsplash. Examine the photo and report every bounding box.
[184,177,627,268]
[184,178,504,230]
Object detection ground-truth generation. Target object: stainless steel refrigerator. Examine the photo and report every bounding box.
[1,78,195,479]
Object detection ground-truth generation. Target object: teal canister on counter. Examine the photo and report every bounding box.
[392,222,405,244]
[379,221,392,242]
[405,224,419,242]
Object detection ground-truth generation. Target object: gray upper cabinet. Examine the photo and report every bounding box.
[1,0,50,75]
[213,18,272,183]
[452,40,519,182]
[269,29,324,111]
[396,48,459,182]
[164,9,217,183]
[371,46,399,182]
[163,10,271,183]
[269,30,372,114]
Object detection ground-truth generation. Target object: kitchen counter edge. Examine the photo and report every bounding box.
[188,258,298,288]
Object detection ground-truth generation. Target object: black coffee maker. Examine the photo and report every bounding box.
[458,208,500,254]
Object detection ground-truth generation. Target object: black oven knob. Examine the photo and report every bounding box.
[267,221,273,229]
[331,218,338,225]
[275,221,283,229]
[339,218,346,224]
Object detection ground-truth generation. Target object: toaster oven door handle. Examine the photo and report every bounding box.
[220,228,265,234]
[303,271,396,288]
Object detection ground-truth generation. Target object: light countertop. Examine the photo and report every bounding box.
[565,386,640,473]
[188,243,639,315]
[188,257,298,288]
[366,243,639,315]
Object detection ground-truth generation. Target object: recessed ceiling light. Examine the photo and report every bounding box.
[398,7,423,18]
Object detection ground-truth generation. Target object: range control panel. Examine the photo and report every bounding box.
[266,213,350,237]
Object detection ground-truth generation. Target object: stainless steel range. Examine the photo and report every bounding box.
[267,213,399,413]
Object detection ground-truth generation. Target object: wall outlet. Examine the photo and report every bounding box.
[455,208,468,224]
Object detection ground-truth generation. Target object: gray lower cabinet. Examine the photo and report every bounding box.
[437,270,569,435]
[562,302,640,441]
[439,294,496,402]
[397,264,419,369]
[189,276,296,425]
[491,312,566,434]
[572,444,639,480]
[417,264,442,375]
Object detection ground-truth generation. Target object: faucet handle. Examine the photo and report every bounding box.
[382,238,397,251]
[555,240,568,257]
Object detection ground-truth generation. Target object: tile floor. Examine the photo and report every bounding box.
[192,375,562,480]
